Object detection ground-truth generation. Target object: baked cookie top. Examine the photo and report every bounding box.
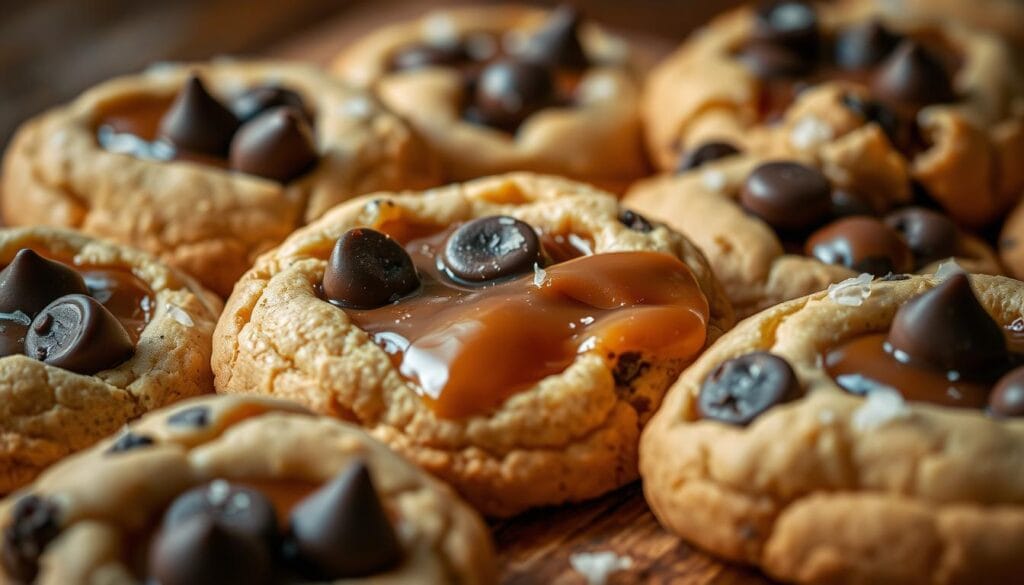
[332,5,649,191]
[0,227,221,494]
[0,395,495,585]
[213,173,733,516]
[641,270,1024,584]
[1,60,441,296]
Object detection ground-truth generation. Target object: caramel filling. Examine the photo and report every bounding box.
[95,96,228,167]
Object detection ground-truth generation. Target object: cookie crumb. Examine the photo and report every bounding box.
[852,387,910,432]
[934,259,965,281]
[569,551,633,585]
[790,115,834,150]
[167,304,194,327]
[701,169,727,192]
[827,273,873,306]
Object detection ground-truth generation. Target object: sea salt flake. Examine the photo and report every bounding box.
[852,387,911,432]
[167,304,194,327]
[569,551,633,585]
[934,259,965,281]
[790,115,834,150]
[827,273,873,306]
[701,169,727,192]
[207,480,231,505]
[533,263,548,288]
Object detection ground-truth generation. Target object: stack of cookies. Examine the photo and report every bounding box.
[0,1,1020,583]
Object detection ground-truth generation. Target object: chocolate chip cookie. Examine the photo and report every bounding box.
[0,227,221,494]
[0,395,495,584]
[212,173,733,516]
[332,5,649,192]
[1,60,441,296]
[641,270,1024,584]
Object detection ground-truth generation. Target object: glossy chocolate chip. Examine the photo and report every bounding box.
[806,216,913,275]
[287,461,401,579]
[835,20,902,70]
[231,85,308,124]
[736,42,813,79]
[872,41,956,108]
[1,495,61,583]
[990,366,1024,418]
[677,141,741,172]
[469,59,555,132]
[618,209,653,233]
[229,106,318,183]
[390,41,469,71]
[107,432,154,454]
[884,207,958,267]
[148,515,273,585]
[698,352,800,425]
[163,481,279,549]
[520,5,589,70]
[158,75,239,156]
[830,189,879,217]
[887,274,1007,374]
[739,161,831,232]
[24,294,134,375]
[323,228,420,309]
[0,249,89,317]
[441,216,541,283]
[167,405,211,427]
[752,0,820,54]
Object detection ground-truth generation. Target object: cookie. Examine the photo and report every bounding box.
[641,270,1024,584]
[212,173,734,517]
[1,60,441,296]
[625,154,1002,317]
[332,5,649,192]
[0,227,221,494]
[0,394,495,584]
[642,0,1024,231]
[873,0,1024,46]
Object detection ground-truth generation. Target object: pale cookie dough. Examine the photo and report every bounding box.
[332,6,649,192]
[641,272,1024,585]
[212,173,734,517]
[1,60,441,296]
[0,227,221,494]
[0,395,495,584]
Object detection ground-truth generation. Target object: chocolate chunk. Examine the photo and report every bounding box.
[739,161,832,232]
[618,209,654,233]
[469,59,555,132]
[390,42,469,71]
[158,75,240,156]
[441,216,541,283]
[990,367,1024,418]
[677,141,741,172]
[887,274,1007,374]
[229,106,318,183]
[736,42,813,79]
[287,460,401,579]
[884,207,958,267]
[231,85,308,124]
[167,405,211,427]
[806,216,913,275]
[1,495,61,583]
[323,228,419,309]
[148,515,273,585]
[24,294,134,375]
[835,20,902,70]
[520,5,589,70]
[872,41,956,108]
[698,352,800,425]
[830,189,879,217]
[107,432,154,454]
[752,0,820,55]
[0,249,89,317]
[163,481,279,549]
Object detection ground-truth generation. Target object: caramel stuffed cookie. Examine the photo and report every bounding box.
[0,227,221,494]
[2,60,440,296]
[642,271,1024,584]
[0,395,495,584]
[213,173,733,517]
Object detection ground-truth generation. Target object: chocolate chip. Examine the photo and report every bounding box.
[739,161,831,232]
[736,42,813,79]
[840,92,912,152]
[613,352,649,386]
[163,481,279,549]
[698,352,800,425]
[107,432,154,454]
[24,294,134,375]
[676,141,741,172]
[441,216,541,283]
[872,41,956,108]
[390,41,469,71]
[287,460,401,579]
[887,274,1007,374]
[990,367,1024,418]
[1,495,61,583]
[167,405,210,427]
[884,207,959,267]
[231,85,308,124]
[830,189,879,217]
[0,249,89,317]
[323,228,419,309]
[520,5,589,70]
[806,216,913,275]
[468,59,555,132]
[835,20,902,70]
[158,75,239,156]
[229,106,318,183]
[752,0,820,55]
[148,515,273,585]
[618,209,653,233]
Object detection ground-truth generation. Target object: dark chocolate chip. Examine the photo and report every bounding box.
[229,106,318,183]
[835,19,902,70]
[158,75,240,156]
[677,141,741,172]
[736,42,813,79]
[469,59,555,132]
[872,41,956,108]
[148,514,273,585]
[107,432,154,454]
[520,5,589,70]
[389,41,469,71]
[884,207,959,267]
[287,460,401,579]
[1,495,61,583]
[990,366,1024,418]
[167,405,211,427]
[163,481,279,549]
[830,188,879,218]
[618,209,653,233]
[441,216,541,283]
[752,0,820,55]
[698,352,800,425]
[231,85,308,124]
[0,249,89,317]
[323,228,420,309]
[887,273,1007,374]
[739,161,832,232]
[24,294,134,375]
[805,216,913,275]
